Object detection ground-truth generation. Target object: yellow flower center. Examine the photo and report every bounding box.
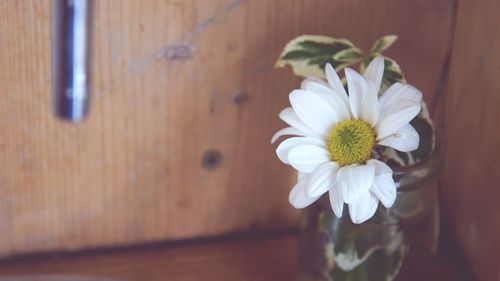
[328,119,376,167]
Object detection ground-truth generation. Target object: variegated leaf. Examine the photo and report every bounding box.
[370,34,398,54]
[276,35,363,78]
[333,47,363,62]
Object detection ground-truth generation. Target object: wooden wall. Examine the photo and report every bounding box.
[0,0,457,260]
[441,0,500,280]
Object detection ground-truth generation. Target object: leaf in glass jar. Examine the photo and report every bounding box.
[320,214,407,280]
[329,239,407,281]
[318,207,408,280]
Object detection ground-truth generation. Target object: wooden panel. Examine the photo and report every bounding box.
[441,0,500,280]
[0,232,476,281]
[0,0,455,257]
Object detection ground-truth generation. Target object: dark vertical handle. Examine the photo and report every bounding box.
[52,0,92,122]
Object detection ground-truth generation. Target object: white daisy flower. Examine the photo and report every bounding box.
[271,56,422,224]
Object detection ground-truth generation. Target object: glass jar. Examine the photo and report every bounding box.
[297,149,441,281]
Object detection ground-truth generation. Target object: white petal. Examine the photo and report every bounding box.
[379,83,423,113]
[348,192,379,224]
[337,164,375,204]
[363,56,385,94]
[289,174,319,209]
[289,90,339,136]
[305,162,339,198]
[378,124,419,152]
[376,100,421,139]
[325,63,349,105]
[271,127,304,144]
[371,174,397,208]
[360,81,379,126]
[329,184,344,218]
[345,68,365,119]
[279,107,319,137]
[276,137,326,164]
[301,77,351,121]
[314,93,351,124]
[288,145,331,173]
[345,67,379,124]
[301,77,334,94]
[367,159,393,175]
[367,159,396,208]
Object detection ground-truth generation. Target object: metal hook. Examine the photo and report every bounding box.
[52,0,92,122]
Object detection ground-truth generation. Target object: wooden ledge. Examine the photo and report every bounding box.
[0,230,476,281]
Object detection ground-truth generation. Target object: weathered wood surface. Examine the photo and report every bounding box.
[0,232,476,281]
[441,0,500,280]
[0,0,455,257]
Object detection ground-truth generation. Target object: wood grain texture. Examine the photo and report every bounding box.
[0,232,476,281]
[0,0,455,257]
[0,234,299,281]
[441,0,500,280]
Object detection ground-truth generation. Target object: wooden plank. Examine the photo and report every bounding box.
[441,0,500,280]
[0,232,475,281]
[0,0,455,256]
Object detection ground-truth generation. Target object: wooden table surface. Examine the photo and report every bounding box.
[0,230,477,281]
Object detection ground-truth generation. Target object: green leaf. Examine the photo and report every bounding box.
[370,35,398,54]
[281,50,317,60]
[384,68,405,87]
[298,40,352,54]
[333,48,363,62]
[276,35,363,78]
[308,56,352,71]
